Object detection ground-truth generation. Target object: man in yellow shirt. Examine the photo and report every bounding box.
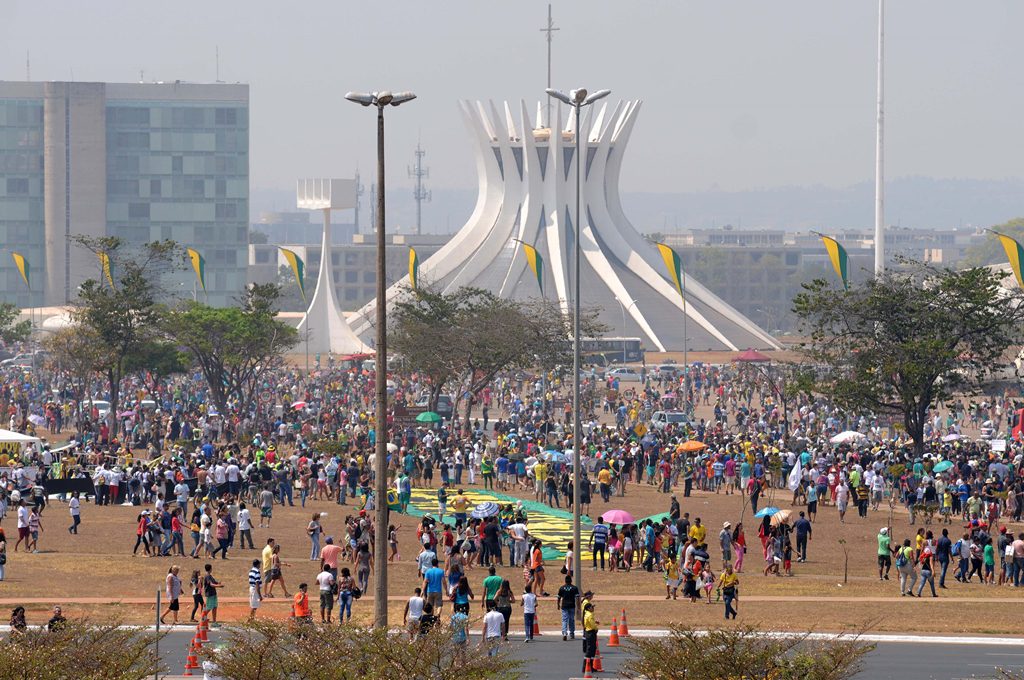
[688,517,707,545]
[451,489,470,526]
[533,461,549,499]
[717,563,739,619]
[582,601,598,671]
[597,467,612,503]
[261,537,276,595]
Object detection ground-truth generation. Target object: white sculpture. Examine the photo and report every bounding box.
[296,179,370,355]
[349,101,779,352]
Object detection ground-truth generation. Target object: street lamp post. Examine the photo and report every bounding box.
[546,86,610,597]
[345,89,416,629]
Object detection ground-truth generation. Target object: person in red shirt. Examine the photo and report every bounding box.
[320,536,342,580]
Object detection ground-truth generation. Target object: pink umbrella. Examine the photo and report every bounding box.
[600,509,635,525]
[292,401,307,410]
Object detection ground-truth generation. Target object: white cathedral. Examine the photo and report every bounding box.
[347,99,779,352]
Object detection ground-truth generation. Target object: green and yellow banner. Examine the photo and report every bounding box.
[993,231,1024,288]
[279,247,306,302]
[186,247,206,293]
[408,247,419,291]
[516,240,544,295]
[815,232,849,290]
[10,252,29,290]
[98,251,115,288]
[656,242,684,301]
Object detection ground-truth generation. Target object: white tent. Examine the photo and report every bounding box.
[0,429,41,457]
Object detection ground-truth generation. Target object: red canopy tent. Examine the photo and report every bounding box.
[733,348,771,363]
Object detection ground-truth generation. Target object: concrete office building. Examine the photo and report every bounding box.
[0,81,249,307]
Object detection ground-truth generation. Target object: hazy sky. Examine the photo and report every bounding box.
[3,1,1023,196]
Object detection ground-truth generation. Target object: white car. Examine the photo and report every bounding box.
[89,400,111,419]
[650,410,696,431]
[606,367,642,382]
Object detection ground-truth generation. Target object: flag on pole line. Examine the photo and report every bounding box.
[10,252,29,289]
[279,247,306,302]
[814,231,849,290]
[656,242,684,302]
[514,239,544,295]
[98,251,115,288]
[408,247,419,291]
[186,247,207,294]
[991,230,1024,288]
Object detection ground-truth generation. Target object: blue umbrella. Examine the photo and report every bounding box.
[754,506,781,518]
[471,502,500,519]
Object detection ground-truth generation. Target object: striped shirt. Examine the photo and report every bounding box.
[248,566,262,588]
[591,524,609,545]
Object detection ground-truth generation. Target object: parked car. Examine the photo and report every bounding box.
[89,400,111,420]
[650,410,696,431]
[415,394,454,420]
[606,367,642,382]
[656,364,680,379]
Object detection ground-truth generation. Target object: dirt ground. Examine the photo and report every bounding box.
[2,462,1020,635]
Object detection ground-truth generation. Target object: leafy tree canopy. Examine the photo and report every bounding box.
[793,258,1024,454]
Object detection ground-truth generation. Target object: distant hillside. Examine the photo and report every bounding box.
[252,176,1024,237]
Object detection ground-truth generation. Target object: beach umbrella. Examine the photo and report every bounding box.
[524,456,538,466]
[830,430,866,445]
[543,450,564,462]
[933,460,954,473]
[754,506,780,518]
[770,509,793,526]
[416,411,441,423]
[677,440,706,453]
[470,502,500,519]
[601,509,635,525]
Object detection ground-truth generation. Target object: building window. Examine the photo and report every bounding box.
[344,288,359,301]
[215,179,226,197]
[215,203,237,219]
[215,108,237,125]
[172,156,183,174]
[115,131,149,149]
[345,253,358,266]
[128,203,150,219]
[5,178,29,195]
[344,271,358,283]
[184,180,205,198]
[150,179,162,197]
[108,179,138,196]
[255,250,271,264]
[363,271,376,284]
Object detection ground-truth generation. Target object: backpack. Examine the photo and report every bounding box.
[952,539,963,556]
[895,549,909,568]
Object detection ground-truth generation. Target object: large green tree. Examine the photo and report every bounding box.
[391,285,603,431]
[793,259,1024,455]
[71,237,180,430]
[0,302,31,345]
[164,283,299,421]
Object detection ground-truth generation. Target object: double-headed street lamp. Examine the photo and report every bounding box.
[545,87,610,596]
[344,90,416,629]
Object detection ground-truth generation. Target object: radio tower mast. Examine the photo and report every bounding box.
[408,142,431,235]
[353,168,365,234]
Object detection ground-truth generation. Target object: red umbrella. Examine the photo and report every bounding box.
[733,348,771,363]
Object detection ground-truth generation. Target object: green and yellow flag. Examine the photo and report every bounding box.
[516,240,544,295]
[279,247,306,302]
[10,252,29,290]
[993,231,1024,288]
[409,247,419,290]
[656,242,684,301]
[186,247,206,293]
[98,251,115,288]
[816,232,849,290]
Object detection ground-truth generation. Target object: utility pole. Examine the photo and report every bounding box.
[354,169,364,234]
[874,0,885,275]
[539,5,559,126]
[408,142,431,236]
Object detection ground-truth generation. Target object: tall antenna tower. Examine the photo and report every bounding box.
[353,168,364,233]
[539,4,559,126]
[408,142,431,235]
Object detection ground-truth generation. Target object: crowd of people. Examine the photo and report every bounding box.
[0,347,1022,665]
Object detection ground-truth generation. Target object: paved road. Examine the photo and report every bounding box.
[158,628,1023,680]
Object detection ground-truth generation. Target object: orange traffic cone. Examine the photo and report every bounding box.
[583,658,594,678]
[593,642,605,672]
[619,609,630,637]
[184,644,198,676]
[532,612,542,637]
[608,618,621,647]
[192,633,203,649]
[199,617,209,642]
